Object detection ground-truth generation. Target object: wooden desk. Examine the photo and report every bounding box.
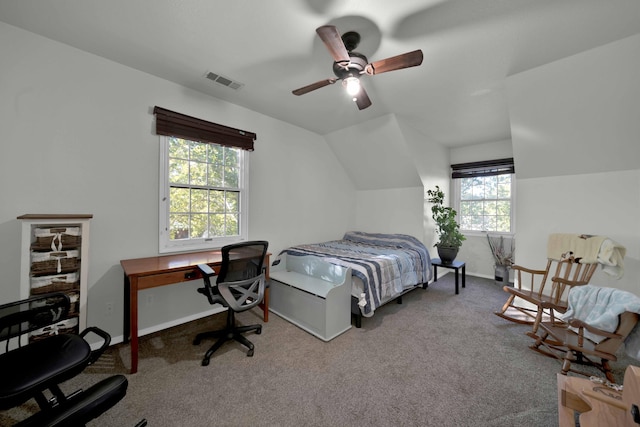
[121,250,270,374]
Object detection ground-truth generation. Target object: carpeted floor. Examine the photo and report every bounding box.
[2,273,635,426]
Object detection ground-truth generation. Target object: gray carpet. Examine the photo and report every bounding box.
[3,274,634,426]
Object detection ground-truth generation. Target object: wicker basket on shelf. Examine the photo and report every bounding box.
[30,272,80,295]
[30,250,79,276]
[32,227,81,251]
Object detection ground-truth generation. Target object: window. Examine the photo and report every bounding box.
[154,107,256,253]
[159,137,249,252]
[452,158,515,234]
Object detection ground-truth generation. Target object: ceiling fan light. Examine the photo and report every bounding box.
[343,76,360,96]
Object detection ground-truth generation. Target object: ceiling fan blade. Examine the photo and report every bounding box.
[292,78,338,96]
[354,87,372,110]
[316,25,350,66]
[364,49,424,76]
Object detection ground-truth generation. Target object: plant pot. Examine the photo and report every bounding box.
[437,246,458,264]
[494,265,509,284]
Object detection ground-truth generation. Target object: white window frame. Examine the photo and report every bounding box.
[158,136,249,253]
[452,173,516,237]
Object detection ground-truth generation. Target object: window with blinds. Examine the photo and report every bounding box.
[154,107,256,252]
[452,158,515,234]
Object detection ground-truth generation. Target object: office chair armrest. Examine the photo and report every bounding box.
[197,264,220,305]
[198,263,216,277]
[80,326,112,365]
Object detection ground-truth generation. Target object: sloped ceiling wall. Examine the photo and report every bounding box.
[506,33,640,179]
[323,113,451,192]
[323,114,423,191]
[395,116,450,186]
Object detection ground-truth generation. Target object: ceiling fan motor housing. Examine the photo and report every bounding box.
[333,51,368,80]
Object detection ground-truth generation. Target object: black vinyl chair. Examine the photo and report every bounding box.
[194,240,269,366]
[0,292,131,426]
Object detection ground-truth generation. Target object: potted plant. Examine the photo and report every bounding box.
[486,234,515,283]
[426,185,466,263]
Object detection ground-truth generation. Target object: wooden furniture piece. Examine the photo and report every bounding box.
[270,254,352,341]
[558,365,640,426]
[494,255,597,334]
[431,258,466,294]
[193,241,268,365]
[121,250,270,374]
[531,306,639,383]
[18,214,92,335]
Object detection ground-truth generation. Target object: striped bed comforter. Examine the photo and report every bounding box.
[280,232,432,316]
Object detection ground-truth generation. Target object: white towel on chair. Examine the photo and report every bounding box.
[546,234,626,278]
[597,239,627,279]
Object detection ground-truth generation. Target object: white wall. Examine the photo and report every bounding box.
[507,34,640,294]
[508,33,640,180]
[355,187,424,239]
[324,114,422,191]
[449,139,513,165]
[516,171,640,292]
[0,22,356,340]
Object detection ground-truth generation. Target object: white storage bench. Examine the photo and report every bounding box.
[269,254,352,341]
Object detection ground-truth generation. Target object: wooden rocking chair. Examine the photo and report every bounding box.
[530,303,639,382]
[494,253,598,338]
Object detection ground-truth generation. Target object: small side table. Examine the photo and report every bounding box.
[432,258,466,294]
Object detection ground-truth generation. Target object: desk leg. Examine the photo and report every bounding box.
[258,257,270,322]
[127,276,139,374]
[123,273,130,343]
[259,288,269,322]
[455,269,459,295]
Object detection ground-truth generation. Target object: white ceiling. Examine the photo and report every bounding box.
[1,0,639,147]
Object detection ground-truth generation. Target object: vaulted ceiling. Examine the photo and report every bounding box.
[1,0,639,148]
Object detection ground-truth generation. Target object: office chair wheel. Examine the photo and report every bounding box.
[193,338,201,345]
[201,357,210,366]
[256,326,262,335]
[247,348,254,357]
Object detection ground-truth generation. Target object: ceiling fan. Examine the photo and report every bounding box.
[292,25,424,110]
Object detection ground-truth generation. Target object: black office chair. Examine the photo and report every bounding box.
[194,240,268,366]
[0,292,131,426]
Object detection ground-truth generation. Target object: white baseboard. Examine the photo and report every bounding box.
[430,270,499,283]
[467,272,494,280]
[104,306,226,347]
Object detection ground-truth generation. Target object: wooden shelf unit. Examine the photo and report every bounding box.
[18,214,93,337]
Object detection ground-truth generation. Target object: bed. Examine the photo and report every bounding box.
[276,231,432,326]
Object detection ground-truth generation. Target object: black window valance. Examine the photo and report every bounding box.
[451,158,515,179]
[153,106,257,151]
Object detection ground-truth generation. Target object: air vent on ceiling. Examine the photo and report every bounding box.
[205,71,244,90]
